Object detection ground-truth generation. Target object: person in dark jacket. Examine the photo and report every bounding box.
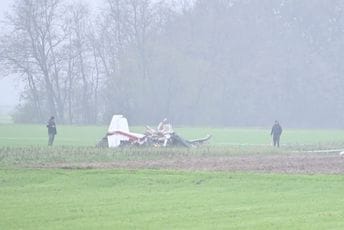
[271,120,282,147]
[47,116,57,146]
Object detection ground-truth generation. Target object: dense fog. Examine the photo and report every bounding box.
[1,0,343,128]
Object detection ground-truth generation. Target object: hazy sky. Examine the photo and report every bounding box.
[0,0,101,107]
[0,0,16,107]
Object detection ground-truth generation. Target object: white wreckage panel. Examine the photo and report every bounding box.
[107,115,129,147]
[107,115,145,148]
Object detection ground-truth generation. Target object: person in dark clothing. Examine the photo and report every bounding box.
[47,116,57,146]
[271,120,282,147]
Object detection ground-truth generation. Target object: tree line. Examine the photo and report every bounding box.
[1,0,344,128]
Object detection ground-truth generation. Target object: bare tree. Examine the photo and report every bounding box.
[0,0,65,121]
[64,3,94,123]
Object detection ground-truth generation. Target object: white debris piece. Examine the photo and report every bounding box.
[107,115,130,147]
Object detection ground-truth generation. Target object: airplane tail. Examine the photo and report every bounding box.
[107,115,130,147]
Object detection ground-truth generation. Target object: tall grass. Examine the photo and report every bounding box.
[0,145,286,167]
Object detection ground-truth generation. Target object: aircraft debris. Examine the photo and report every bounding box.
[96,115,211,148]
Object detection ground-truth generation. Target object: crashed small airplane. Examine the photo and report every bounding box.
[96,115,211,148]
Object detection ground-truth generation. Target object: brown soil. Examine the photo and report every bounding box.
[33,152,344,174]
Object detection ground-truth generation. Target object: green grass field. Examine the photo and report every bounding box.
[0,115,13,124]
[1,169,343,230]
[1,124,344,147]
[1,124,344,229]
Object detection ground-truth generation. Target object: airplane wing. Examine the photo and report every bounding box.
[107,130,145,141]
[188,134,212,144]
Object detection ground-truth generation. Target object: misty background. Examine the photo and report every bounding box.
[0,0,343,128]
[0,0,16,108]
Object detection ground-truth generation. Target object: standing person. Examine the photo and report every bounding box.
[271,120,282,147]
[47,116,57,146]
